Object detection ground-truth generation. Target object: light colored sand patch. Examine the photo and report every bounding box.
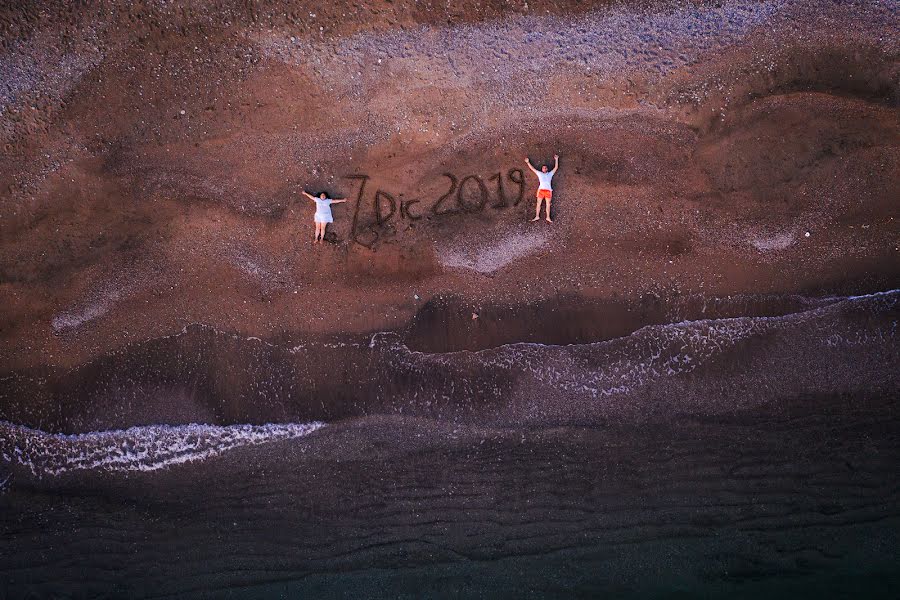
[51,288,121,333]
[232,249,267,279]
[50,263,162,333]
[440,230,549,274]
[224,243,296,293]
[750,231,795,252]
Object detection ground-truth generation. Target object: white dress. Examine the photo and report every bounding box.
[313,198,334,224]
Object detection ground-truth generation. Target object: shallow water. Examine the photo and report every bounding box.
[1,409,898,598]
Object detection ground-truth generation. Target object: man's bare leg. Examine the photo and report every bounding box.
[531,197,541,221]
[545,199,553,223]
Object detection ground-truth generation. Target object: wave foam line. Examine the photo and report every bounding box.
[0,421,326,478]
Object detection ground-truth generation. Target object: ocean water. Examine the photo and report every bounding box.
[1,291,898,598]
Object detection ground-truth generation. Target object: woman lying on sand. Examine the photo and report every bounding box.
[302,190,347,243]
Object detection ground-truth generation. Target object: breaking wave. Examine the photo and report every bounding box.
[0,421,325,478]
[380,289,898,423]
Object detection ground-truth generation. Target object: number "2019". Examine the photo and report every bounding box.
[432,169,526,215]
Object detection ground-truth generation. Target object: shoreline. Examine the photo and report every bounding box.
[2,288,896,433]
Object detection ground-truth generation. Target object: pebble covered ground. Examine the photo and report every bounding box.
[0,0,897,371]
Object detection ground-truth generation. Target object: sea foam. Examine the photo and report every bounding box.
[0,421,325,479]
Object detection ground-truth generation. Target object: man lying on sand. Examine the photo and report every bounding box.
[302,190,347,243]
[525,154,559,223]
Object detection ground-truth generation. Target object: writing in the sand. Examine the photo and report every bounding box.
[345,169,525,247]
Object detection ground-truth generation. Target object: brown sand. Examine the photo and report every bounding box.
[0,0,897,381]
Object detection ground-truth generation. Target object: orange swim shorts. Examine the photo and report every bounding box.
[537,188,552,200]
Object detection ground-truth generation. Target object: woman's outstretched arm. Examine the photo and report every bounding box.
[331,198,348,204]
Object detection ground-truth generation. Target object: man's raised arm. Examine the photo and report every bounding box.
[524,157,539,174]
[551,154,559,173]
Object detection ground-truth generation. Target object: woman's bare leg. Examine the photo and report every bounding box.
[322,223,328,242]
[531,196,542,221]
